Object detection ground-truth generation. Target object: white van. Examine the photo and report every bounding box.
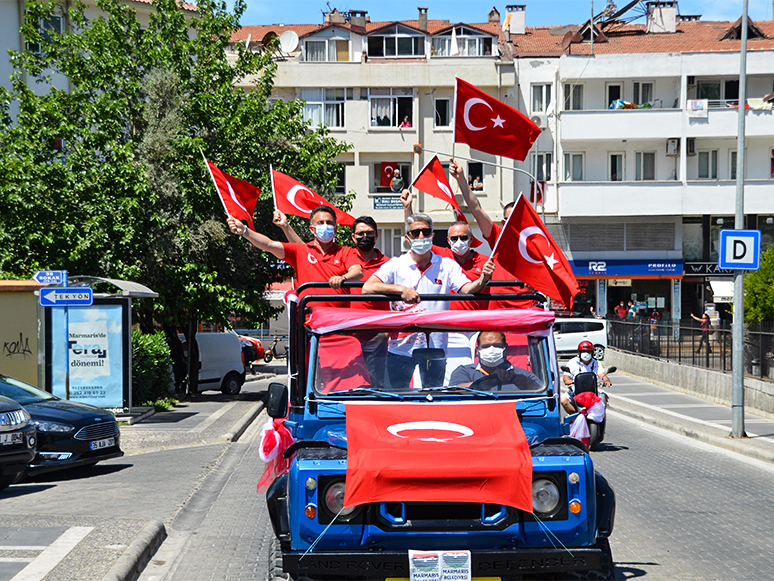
[194,333,245,395]
[553,318,609,361]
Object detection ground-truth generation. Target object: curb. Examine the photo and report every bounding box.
[100,519,166,581]
[610,398,774,465]
[223,402,265,442]
[245,372,274,383]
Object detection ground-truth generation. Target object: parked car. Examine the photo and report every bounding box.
[192,333,245,395]
[239,336,265,373]
[0,394,36,491]
[0,374,122,479]
[553,317,608,360]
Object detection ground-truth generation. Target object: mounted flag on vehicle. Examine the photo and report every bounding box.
[380,162,399,187]
[205,160,261,230]
[271,168,355,226]
[454,77,541,162]
[344,401,533,512]
[491,195,579,310]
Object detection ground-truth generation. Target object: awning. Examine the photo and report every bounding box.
[570,259,682,279]
[710,280,734,303]
[68,276,158,298]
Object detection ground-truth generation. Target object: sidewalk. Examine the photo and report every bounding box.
[609,372,774,464]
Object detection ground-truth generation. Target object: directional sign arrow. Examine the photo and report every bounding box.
[39,288,93,307]
[33,270,65,284]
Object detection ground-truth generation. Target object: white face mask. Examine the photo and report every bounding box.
[450,238,470,256]
[410,237,433,255]
[315,224,335,243]
[580,352,593,363]
[479,346,506,367]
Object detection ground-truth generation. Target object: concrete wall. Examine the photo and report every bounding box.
[0,281,44,386]
[606,348,774,420]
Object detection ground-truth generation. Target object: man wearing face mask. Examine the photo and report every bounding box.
[449,332,542,391]
[561,340,612,414]
[227,205,362,308]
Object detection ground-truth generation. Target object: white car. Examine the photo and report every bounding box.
[553,318,608,361]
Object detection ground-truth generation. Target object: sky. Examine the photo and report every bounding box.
[233,0,774,27]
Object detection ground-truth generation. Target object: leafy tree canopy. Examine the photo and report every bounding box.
[745,246,774,322]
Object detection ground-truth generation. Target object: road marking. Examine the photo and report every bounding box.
[191,401,238,433]
[0,547,47,551]
[0,558,35,563]
[10,527,93,581]
[661,403,723,408]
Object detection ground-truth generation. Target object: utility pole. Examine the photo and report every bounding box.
[731,0,749,438]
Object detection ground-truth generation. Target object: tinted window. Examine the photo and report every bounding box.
[0,376,56,405]
[561,322,586,334]
[586,323,605,332]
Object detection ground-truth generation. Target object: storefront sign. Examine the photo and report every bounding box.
[684,262,734,276]
[372,196,404,210]
[571,260,682,278]
[608,279,632,286]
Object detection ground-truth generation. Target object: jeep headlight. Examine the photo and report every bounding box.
[322,481,356,518]
[532,478,561,515]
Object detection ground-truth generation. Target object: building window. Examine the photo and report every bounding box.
[304,38,349,62]
[564,84,584,111]
[301,88,352,127]
[697,80,721,101]
[334,168,346,195]
[532,152,552,182]
[378,228,407,257]
[367,25,425,58]
[531,84,552,114]
[710,216,735,261]
[682,217,704,261]
[609,153,624,181]
[432,27,494,57]
[434,98,451,127]
[633,81,654,105]
[729,150,746,180]
[606,83,623,108]
[698,150,718,180]
[635,152,656,181]
[26,15,62,53]
[373,162,411,193]
[369,88,413,127]
[468,162,484,192]
[563,153,584,181]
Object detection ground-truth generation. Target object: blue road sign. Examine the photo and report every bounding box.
[39,287,93,307]
[33,270,65,285]
[718,229,761,271]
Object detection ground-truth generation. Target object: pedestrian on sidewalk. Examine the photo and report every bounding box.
[691,312,712,354]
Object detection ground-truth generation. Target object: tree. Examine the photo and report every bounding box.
[745,246,774,322]
[0,0,351,392]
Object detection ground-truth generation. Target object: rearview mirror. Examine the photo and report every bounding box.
[412,348,446,362]
[267,382,289,418]
[606,366,617,374]
[560,365,570,373]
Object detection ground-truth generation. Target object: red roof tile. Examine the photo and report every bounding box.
[131,0,197,12]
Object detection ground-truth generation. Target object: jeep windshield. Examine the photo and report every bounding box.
[305,307,555,396]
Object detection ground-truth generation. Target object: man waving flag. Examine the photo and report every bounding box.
[204,159,261,231]
[491,195,579,310]
[271,168,355,226]
[454,77,541,162]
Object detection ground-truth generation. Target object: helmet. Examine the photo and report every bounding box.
[578,340,594,353]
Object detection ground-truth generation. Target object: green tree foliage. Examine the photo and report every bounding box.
[131,329,172,404]
[0,0,351,389]
[745,246,774,322]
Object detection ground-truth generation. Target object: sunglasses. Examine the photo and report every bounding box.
[449,235,469,242]
[408,228,433,238]
[354,231,376,238]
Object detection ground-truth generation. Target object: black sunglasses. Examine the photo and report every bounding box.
[408,227,433,238]
[449,235,469,242]
[354,231,376,238]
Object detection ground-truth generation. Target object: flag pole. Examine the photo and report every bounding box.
[199,148,230,218]
[421,148,541,189]
[270,164,278,211]
[489,193,523,258]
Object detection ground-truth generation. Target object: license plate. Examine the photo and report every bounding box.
[0,432,23,446]
[89,437,115,450]
[386,579,500,581]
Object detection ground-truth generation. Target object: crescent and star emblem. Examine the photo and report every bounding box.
[307,253,318,264]
[463,98,506,132]
[386,420,474,443]
[384,166,394,178]
[287,185,318,215]
[518,226,559,270]
[226,181,248,213]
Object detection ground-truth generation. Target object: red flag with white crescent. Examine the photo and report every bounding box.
[380,162,399,187]
[343,402,533,512]
[491,195,579,310]
[205,160,260,230]
[271,169,355,226]
[454,77,541,162]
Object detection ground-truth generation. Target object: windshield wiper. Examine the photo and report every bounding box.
[418,385,498,397]
[325,386,403,399]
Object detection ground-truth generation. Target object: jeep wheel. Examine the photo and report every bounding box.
[221,372,242,395]
[593,345,605,361]
[564,537,615,580]
[267,538,317,581]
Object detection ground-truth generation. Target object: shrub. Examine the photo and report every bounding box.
[132,330,173,405]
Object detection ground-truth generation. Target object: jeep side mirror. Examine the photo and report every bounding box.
[267,382,289,418]
[606,366,617,374]
[560,365,570,373]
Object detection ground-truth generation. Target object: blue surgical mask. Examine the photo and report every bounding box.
[315,224,335,243]
[410,237,433,255]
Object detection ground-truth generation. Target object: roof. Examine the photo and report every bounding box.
[511,18,774,57]
[131,0,197,12]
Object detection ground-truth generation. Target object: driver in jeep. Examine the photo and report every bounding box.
[449,331,542,391]
[561,340,612,413]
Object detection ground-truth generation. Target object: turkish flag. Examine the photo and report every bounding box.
[272,169,355,226]
[411,155,482,247]
[491,195,579,310]
[530,180,545,204]
[344,402,533,512]
[454,77,541,162]
[380,162,398,187]
[206,160,260,230]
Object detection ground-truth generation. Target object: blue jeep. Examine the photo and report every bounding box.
[265,286,615,580]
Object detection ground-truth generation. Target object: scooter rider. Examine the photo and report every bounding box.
[561,341,612,414]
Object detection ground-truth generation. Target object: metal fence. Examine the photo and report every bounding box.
[608,319,774,381]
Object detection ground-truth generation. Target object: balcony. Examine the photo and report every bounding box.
[561,109,682,141]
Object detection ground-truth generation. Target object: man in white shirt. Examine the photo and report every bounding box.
[561,340,612,413]
[363,212,494,389]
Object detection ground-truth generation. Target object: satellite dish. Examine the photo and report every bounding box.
[278,31,299,53]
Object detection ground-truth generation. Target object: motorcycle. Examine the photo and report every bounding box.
[261,336,288,364]
[562,365,616,451]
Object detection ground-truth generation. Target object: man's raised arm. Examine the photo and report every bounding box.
[450,160,495,239]
[273,210,304,245]
[227,216,286,259]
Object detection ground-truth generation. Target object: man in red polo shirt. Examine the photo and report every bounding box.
[227,205,361,308]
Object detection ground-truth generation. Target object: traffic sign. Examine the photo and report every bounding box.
[39,288,93,307]
[718,230,761,271]
[33,270,65,285]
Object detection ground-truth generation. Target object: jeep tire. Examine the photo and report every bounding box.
[268,538,319,581]
[564,537,615,580]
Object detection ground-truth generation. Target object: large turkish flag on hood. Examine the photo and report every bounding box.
[491,195,579,310]
[344,402,533,512]
[454,77,541,162]
[205,160,260,230]
[272,168,355,226]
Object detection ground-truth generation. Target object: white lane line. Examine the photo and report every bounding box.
[661,403,724,408]
[0,558,34,563]
[10,526,94,581]
[0,547,47,551]
[191,401,238,433]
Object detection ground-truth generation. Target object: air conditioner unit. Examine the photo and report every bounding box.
[530,114,548,129]
[686,137,696,156]
[687,75,696,87]
[666,138,680,157]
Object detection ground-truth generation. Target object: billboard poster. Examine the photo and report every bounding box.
[49,302,126,407]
